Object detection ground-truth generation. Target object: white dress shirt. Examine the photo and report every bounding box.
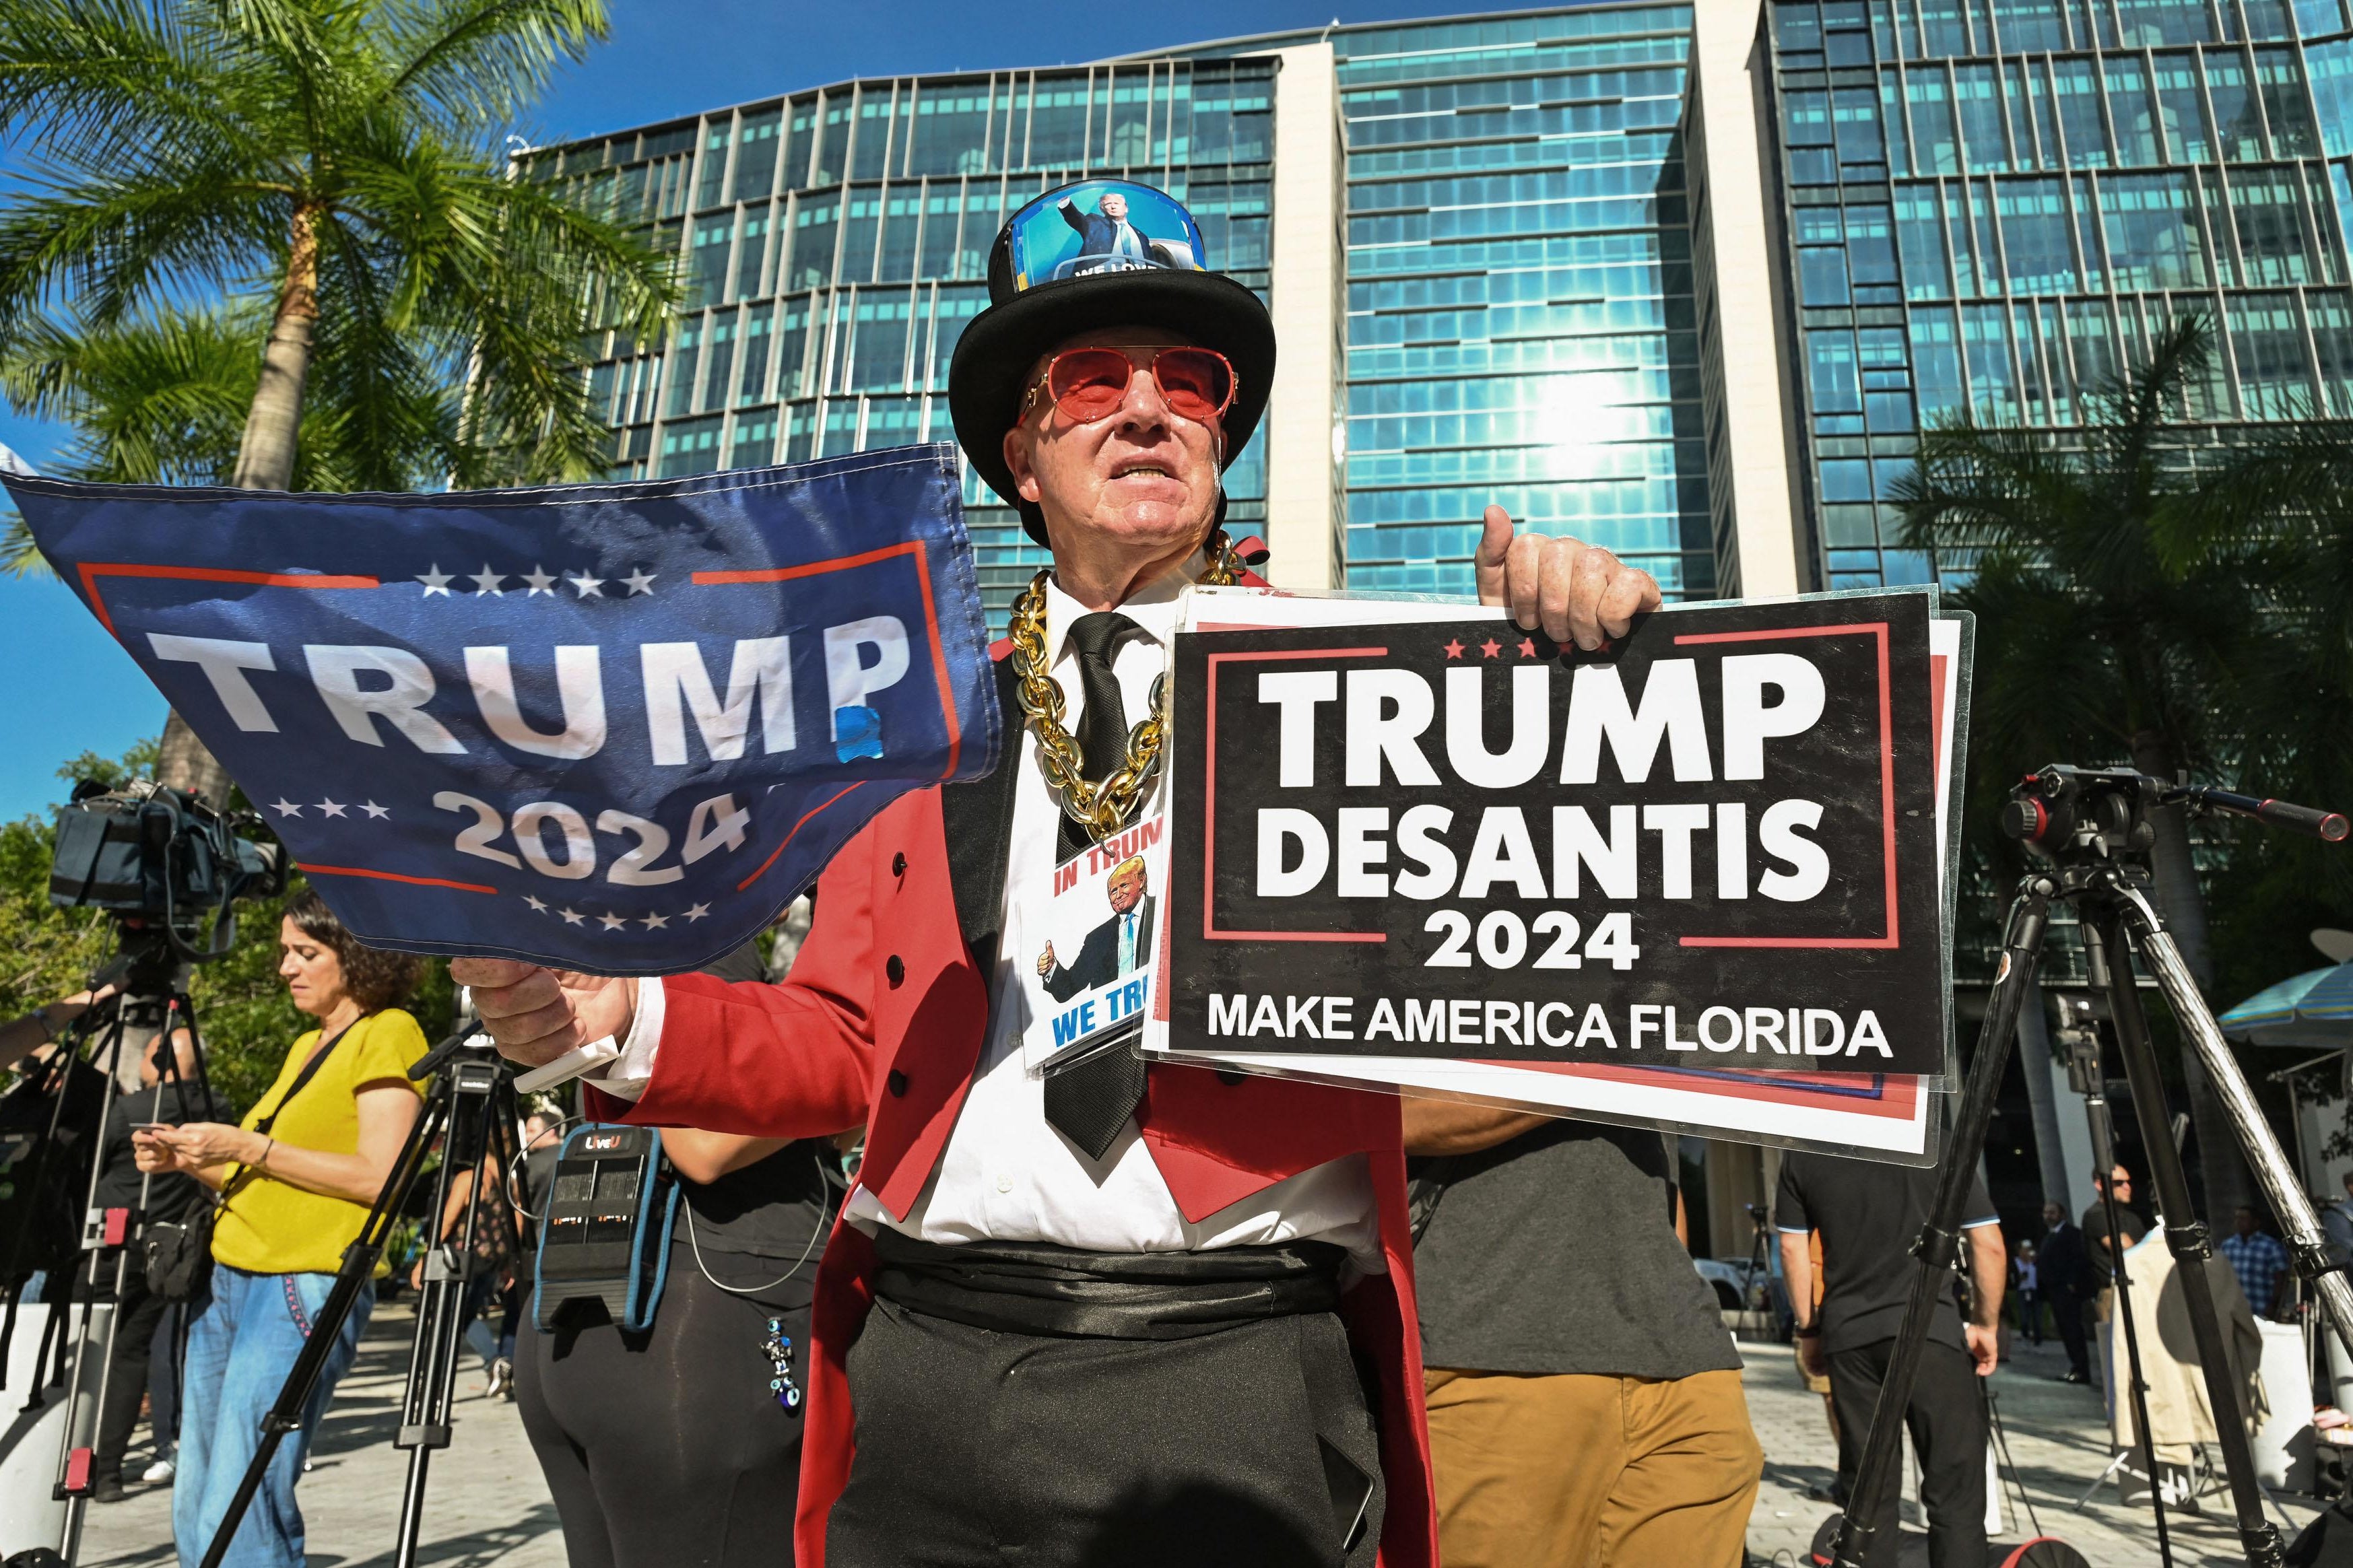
[589,555,1381,1270]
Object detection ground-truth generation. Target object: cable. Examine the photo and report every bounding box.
[681,1147,832,1296]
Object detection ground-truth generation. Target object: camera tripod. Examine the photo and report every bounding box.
[0,930,211,1566]
[197,1025,519,1568]
[1833,765,2353,1568]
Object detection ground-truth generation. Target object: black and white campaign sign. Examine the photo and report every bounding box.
[1164,589,1942,1075]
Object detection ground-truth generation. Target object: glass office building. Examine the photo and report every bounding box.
[528,6,1718,624]
[533,0,2353,620]
[1745,0,2353,587]
[526,59,1280,616]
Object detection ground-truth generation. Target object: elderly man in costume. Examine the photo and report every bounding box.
[455,179,1659,1568]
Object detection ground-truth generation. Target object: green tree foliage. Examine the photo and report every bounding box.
[0,0,674,493]
[1894,318,2353,1218]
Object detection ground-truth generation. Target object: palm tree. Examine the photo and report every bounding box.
[0,0,675,797]
[1890,318,2274,1221]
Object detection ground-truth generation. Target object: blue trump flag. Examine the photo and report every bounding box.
[7,445,999,975]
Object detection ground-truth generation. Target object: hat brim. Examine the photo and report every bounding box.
[947,268,1276,546]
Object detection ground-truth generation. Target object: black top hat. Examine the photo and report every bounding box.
[946,179,1277,546]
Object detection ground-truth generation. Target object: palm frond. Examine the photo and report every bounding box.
[376,0,606,133]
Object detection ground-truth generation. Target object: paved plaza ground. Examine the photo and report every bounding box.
[66,1300,2344,1566]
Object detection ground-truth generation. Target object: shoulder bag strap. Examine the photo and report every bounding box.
[217,1016,367,1208]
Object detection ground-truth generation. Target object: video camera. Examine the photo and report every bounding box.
[47,779,287,964]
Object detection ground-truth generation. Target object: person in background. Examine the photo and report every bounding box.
[86,1025,214,1501]
[2218,1205,2292,1322]
[2321,1169,2353,1268]
[409,1136,522,1399]
[2012,1239,2043,1346]
[2037,1201,2092,1386]
[513,942,838,1567]
[516,1108,562,1239]
[0,984,121,1075]
[1408,1103,1760,1566]
[134,890,427,1568]
[1778,1152,2005,1568]
[2082,1165,2148,1297]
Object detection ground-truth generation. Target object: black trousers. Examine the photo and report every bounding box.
[516,1252,813,1568]
[2052,1288,2090,1377]
[1828,1338,1987,1568]
[826,1293,1384,1568]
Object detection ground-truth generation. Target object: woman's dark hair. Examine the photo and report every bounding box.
[284,889,422,1014]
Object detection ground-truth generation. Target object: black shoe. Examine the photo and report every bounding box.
[90,1474,127,1504]
[2060,1369,2090,1385]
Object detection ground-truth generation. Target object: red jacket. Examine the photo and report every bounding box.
[588,650,1438,1567]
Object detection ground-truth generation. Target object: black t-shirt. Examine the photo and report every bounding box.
[94,1080,220,1222]
[670,1140,836,1269]
[1412,1120,1741,1379]
[2080,1198,2149,1289]
[1775,1151,1999,1355]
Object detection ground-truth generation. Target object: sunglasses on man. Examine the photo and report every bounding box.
[1021,345,1236,426]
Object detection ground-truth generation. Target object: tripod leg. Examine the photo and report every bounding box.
[393,1059,525,1568]
[2091,906,2284,1568]
[2112,883,2353,1366]
[1832,883,2052,1568]
[57,1004,139,1563]
[2069,1019,2175,1561]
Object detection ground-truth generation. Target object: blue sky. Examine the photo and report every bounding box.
[0,0,1531,822]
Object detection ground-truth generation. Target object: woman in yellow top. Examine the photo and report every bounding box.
[134,890,427,1568]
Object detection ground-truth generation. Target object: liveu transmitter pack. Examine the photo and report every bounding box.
[532,1124,678,1332]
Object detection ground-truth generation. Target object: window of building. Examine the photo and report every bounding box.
[788,195,840,290]
[737,304,774,405]
[732,108,783,203]
[1998,176,2078,292]
[1808,328,1863,410]
[659,415,723,477]
[2228,292,2315,415]
[2098,171,2210,287]
[666,319,702,418]
[2230,167,2319,283]
[1956,63,2009,170]
[2206,51,2269,160]
[701,309,738,411]
[1905,70,1962,173]
[728,407,779,468]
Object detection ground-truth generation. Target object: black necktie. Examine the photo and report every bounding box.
[1044,611,1148,1159]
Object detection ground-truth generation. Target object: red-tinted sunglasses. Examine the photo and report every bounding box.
[1020,345,1237,426]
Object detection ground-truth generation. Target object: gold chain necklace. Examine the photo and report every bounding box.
[1009,530,1241,844]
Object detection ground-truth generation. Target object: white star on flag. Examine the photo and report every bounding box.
[468,565,506,596]
[524,895,548,913]
[271,798,303,817]
[683,903,710,922]
[641,912,670,930]
[316,799,346,818]
[623,568,657,595]
[565,572,605,599]
[360,801,390,819]
[521,565,558,596]
[558,908,585,926]
[598,912,628,931]
[416,565,453,597]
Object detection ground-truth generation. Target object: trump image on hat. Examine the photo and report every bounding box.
[947,179,1276,546]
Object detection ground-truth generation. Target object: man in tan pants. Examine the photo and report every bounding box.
[1407,1103,1762,1565]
